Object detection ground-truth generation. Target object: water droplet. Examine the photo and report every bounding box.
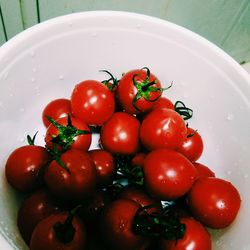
[18,137,25,142]
[31,77,36,83]
[19,108,25,113]
[59,74,64,80]
[226,114,234,121]
[216,239,223,246]
[244,174,249,178]
[9,93,14,97]
[32,67,37,73]
[183,93,189,98]
[226,170,232,175]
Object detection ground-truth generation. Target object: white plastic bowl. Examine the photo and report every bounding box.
[0,11,250,250]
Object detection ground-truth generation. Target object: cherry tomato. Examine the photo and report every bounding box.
[140,108,187,150]
[193,162,215,178]
[143,149,197,200]
[117,68,162,114]
[101,198,149,250]
[17,189,62,244]
[151,97,174,111]
[100,112,140,155]
[30,212,86,250]
[45,116,91,152]
[187,177,241,228]
[5,145,50,192]
[42,98,71,128]
[160,217,212,250]
[44,149,97,202]
[88,149,115,186]
[177,128,203,162]
[131,153,147,168]
[71,80,115,126]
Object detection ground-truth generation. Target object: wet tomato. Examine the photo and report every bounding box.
[100,112,140,155]
[143,149,197,200]
[187,177,241,228]
[44,149,97,202]
[140,108,187,150]
[5,145,50,192]
[117,68,162,114]
[71,80,115,126]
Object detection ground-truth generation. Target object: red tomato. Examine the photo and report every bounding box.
[151,97,174,111]
[101,199,149,250]
[42,98,71,128]
[131,153,147,168]
[45,116,91,152]
[143,149,197,200]
[30,213,86,250]
[193,162,215,178]
[140,108,187,150]
[117,68,162,114]
[71,80,115,126]
[88,149,115,186]
[100,112,140,155]
[17,189,62,244]
[44,149,97,202]
[187,177,241,228]
[5,145,50,192]
[177,128,203,162]
[160,217,212,250]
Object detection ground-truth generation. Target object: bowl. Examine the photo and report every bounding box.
[0,11,250,250]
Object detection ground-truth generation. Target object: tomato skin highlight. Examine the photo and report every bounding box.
[71,80,115,126]
[88,149,115,187]
[5,145,50,192]
[100,112,140,155]
[44,149,97,202]
[140,108,187,151]
[160,217,212,250]
[30,213,86,250]
[17,189,62,244]
[101,198,149,250]
[117,69,162,114]
[45,116,91,152]
[143,149,197,200]
[42,98,72,128]
[177,128,203,162]
[187,177,241,229]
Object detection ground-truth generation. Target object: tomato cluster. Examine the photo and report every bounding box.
[5,68,241,250]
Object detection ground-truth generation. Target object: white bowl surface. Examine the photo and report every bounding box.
[0,11,250,250]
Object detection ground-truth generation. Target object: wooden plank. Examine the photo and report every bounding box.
[221,1,250,63]
[19,0,39,29]
[165,0,247,50]
[0,3,7,45]
[0,0,23,40]
[38,0,170,20]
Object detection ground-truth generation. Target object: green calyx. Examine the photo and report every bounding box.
[53,205,82,244]
[132,205,186,240]
[27,131,39,145]
[174,101,193,120]
[47,115,91,151]
[132,67,171,112]
[100,69,119,92]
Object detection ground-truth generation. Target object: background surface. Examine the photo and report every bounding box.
[0,0,250,64]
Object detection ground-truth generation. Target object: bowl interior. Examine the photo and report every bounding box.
[0,11,250,250]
